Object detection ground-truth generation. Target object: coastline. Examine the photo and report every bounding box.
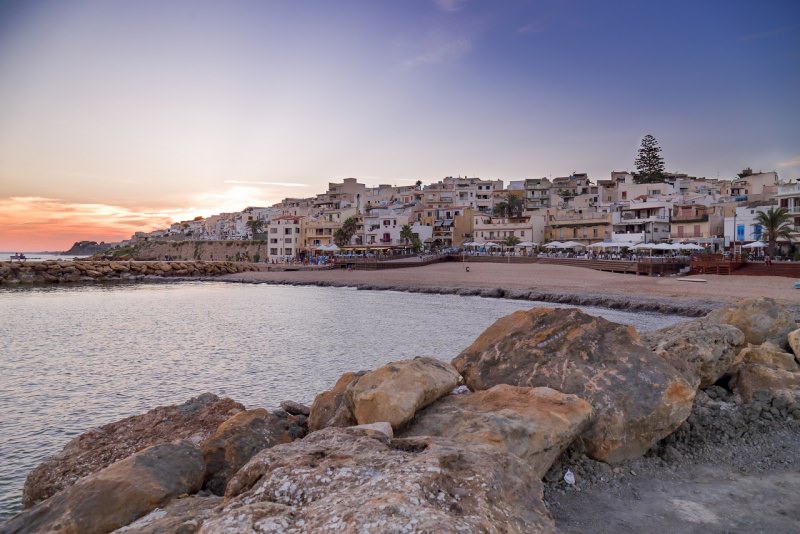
[215,262,800,319]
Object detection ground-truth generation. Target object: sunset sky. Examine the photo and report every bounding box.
[1,0,798,251]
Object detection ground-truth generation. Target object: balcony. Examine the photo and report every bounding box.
[672,214,709,223]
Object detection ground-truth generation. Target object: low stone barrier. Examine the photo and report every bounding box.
[0,260,260,284]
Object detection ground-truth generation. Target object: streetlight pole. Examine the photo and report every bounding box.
[732,210,737,258]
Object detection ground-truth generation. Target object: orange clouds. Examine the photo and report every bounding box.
[0,197,173,251]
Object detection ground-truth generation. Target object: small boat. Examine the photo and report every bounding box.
[10,253,27,261]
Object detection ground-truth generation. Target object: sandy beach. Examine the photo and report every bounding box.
[219,262,799,317]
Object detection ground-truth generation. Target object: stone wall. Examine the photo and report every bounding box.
[129,240,270,262]
[0,260,260,285]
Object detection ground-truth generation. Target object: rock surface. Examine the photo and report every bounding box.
[452,307,696,463]
[705,297,796,349]
[401,384,593,477]
[308,371,365,431]
[737,342,799,372]
[200,408,305,496]
[279,400,311,416]
[642,318,745,388]
[731,363,800,403]
[346,356,461,429]
[214,427,557,533]
[788,328,800,359]
[114,495,222,534]
[22,393,244,508]
[3,441,204,534]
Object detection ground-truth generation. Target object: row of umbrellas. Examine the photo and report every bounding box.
[462,241,539,248]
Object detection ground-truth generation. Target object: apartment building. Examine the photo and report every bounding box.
[545,208,612,245]
[611,201,671,243]
[267,216,304,259]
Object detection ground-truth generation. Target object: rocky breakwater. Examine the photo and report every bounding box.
[3,297,800,533]
[0,260,259,285]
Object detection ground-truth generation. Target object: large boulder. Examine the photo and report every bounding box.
[200,408,306,495]
[23,393,244,507]
[730,364,800,403]
[205,427,557,533]
[308,371,365,431]
[2,441,205,534]
[704,297,796,349]
[400,384,593,477]
[737,342,799,372]
[346,356,461,429]
[452,307,696,463]
[788,328,800,359]
[642,318,745,388]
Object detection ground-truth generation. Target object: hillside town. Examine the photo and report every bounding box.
[126,167,800,262]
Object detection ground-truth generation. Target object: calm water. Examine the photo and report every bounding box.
[0,282,685,520]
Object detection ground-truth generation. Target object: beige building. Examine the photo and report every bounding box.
[670,204,723,242]
[546,208,612,245]
[267,216,304,259]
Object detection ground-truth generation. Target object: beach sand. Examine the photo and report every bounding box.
[219,262,798,315]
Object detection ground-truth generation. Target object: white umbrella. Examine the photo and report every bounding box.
[674,243,704,251]
[742,241,767,249]
[632,243,655,250]
[544,241,564,249]
[652,242,675,251]
[586,241,608,249]
[516,241,537,247]
[561,241,586,249]
[484,242,501,249]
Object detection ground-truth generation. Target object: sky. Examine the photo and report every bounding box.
[0,0,798,251]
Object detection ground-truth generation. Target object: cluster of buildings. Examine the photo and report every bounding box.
[130,169,800,260]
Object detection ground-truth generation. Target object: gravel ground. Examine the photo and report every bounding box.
[543,389,800,533]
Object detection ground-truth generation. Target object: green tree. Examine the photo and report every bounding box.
[400,224,415,246]
[411,236,423,253]
[333,217,357,247]
[503,235,521,247]
[755,207,794,257]
[415,180,423,190]
[493,201,509,217]
[634,134,666,184]
[246,219,264,239]
[506,193,524,217]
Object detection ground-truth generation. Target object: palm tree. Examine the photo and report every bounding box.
[400,224,414,247]
[493,201,509,217]
[504,235,521,247]
[755,207,794,257]
[506,193,524,217]
[246,219,264,239]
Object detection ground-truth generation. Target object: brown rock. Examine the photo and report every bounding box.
[642,318,745,388]
[308,371,365,431]
[213,427,557,533]
[109,495,222,534]
[200,408,304,495]
[401,384,592,477]
[452,307,695,463]
[279,400,310,416]
[738,342,799,372]
[788,328,800,359]
[346,356,461,429]
[705,297,796,349]
[2,441,205,534]
[22,393,244,508]
[731,363,800,403]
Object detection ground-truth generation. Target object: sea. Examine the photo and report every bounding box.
[0,282,687,520]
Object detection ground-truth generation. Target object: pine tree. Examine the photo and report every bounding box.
[634,134,665,184]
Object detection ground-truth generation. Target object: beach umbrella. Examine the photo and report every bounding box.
[631,243,654,250]
[742,241,767,249]
[652,242,675,251]
[586,241,607,249]
[544,241,564,249]
[516,241,536,247]
[561,241,586,249]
